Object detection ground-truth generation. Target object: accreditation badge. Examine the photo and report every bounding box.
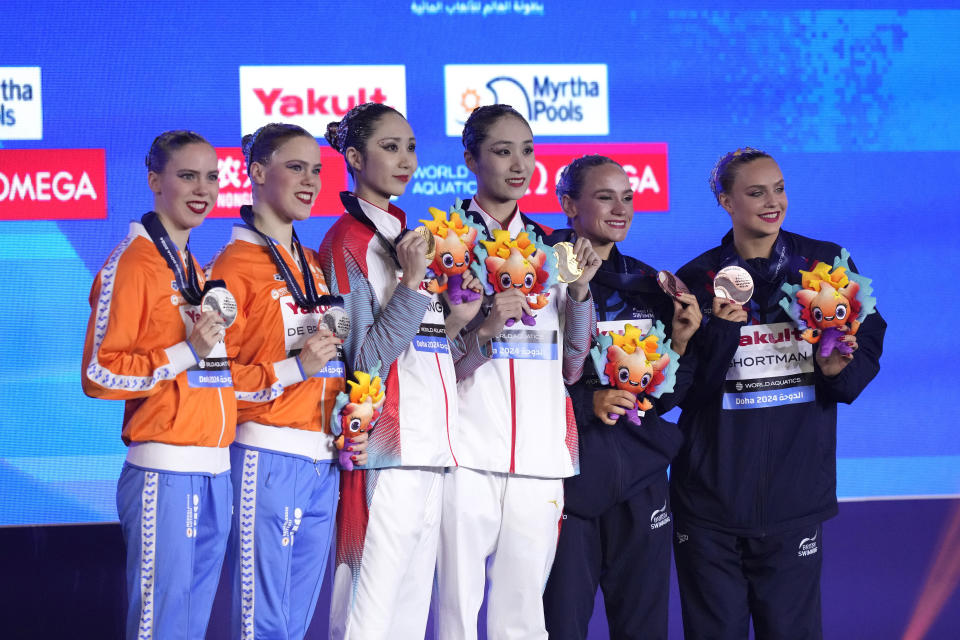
[723,322,815,410]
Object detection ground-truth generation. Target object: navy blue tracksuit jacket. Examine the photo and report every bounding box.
[672,229,886,536]
[549,230,691,517]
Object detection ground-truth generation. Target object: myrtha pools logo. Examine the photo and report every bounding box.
[444,64,609,136]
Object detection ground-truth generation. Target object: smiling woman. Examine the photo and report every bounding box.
[542,154,702,640]
[318,102,477,640]
[145,132,220,246]
[81,130,235,640]
[670,147,887,639]
[435,107,602,640]
[206,122,352,640]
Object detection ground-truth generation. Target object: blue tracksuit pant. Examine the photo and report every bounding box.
[117,463,232,640]
[672,518,824,640]
[228,444,339,640]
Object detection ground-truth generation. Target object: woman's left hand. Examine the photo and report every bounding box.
[346,430,369,467]
[443,271,485,337]
[816,334,858,377]
[670,292,702,356]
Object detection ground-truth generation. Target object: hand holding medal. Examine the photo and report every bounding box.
[140,211,236,358]
[189,309,227,358]
[395,227,429,290]
[294,297,349,378]
[562,237,602,301]
[711,266,752,323]
[187,285,237,357]
[658,270,700,356]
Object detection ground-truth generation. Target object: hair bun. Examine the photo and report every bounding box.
[324,121,342,152]
[241,133,256,165]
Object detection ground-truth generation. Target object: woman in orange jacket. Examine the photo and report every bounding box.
[82,130,237,640]
[209,123,363,639]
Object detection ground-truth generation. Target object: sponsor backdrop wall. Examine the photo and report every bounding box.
[1,1,957,525]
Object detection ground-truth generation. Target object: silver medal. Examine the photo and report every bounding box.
[200,287,238,328]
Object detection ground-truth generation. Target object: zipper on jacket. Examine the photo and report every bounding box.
[436,353,457,465]
[216,387,227,448]
[757,304,775,530]
[758,419,769,530]
[320,378,328,437]
[509,359,517,473]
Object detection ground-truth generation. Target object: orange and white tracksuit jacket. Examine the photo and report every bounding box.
[82,221,244,473]
[209,225,345,461]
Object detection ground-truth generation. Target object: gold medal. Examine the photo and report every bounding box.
[413,225,436,262]
[553,242,583,283]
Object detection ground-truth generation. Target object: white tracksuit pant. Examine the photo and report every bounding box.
[437,466,564,640]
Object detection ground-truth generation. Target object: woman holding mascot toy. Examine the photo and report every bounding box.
[670,147,886,639]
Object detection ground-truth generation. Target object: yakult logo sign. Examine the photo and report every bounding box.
[239,65,407,134]
[0,149,106,220]
[210,147,348,218]
[444,64,609,136]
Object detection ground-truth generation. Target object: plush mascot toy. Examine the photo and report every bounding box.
[421,200,486,304]
[470,225,558,327]
[780,248,877,357]
[330,362,385,471]
[589,322,679,426]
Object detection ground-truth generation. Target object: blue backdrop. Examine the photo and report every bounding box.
[1,1,957,525]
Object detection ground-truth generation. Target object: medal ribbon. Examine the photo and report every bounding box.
[141,211,225,306]
[340,192,406,270]
[718,231,804,323]
[239,205,326,311]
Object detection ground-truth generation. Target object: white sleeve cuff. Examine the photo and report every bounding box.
[165,341,199,375]
[274,356,306,387]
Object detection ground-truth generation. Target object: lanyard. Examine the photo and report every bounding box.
[341,192,406,270]
[239,205,322,311]
[140,211,211,306]
[718,231,803,323]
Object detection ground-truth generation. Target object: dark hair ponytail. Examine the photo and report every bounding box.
[324,103,404,176]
